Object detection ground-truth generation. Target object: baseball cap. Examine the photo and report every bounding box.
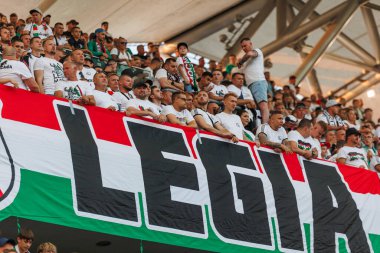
[346,127,361,139]
[0,237,16,247]
[132,80,149,89]
[285,115,297,124]
[325,99,341,108]
[95,28,105,34]
[295,102,306,109]
[29,8,43,15]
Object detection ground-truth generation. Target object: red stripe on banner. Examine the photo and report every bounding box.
[0,189,3,198]
[2,85,380,195]
[250,143,264,173]
[338,164,380,195]
[0,85,61,130]
[282,153,305,182]
[86,106,131,146]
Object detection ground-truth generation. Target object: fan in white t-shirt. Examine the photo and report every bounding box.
[191,91,238,142]
[227,73,255,110]
[148,85,166,114]
[369,144,380,175]
[24,8,53,40]
[208,70,227,103]
[215,93,246,140]
[256,111,291,153]
[126,80,166,122]
[34,38,65,95]
[70,49,96,82]
[163,92,197,128]
[309,121,328,158]
[22,37,43,78]
[153,58,184,91]
[92,72,118,110]
[337,128,369,169]
[0,47,40,92]
[54,61,95,105]
[288,118,318,160]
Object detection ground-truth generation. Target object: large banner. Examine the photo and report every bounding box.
[0,85,379,252]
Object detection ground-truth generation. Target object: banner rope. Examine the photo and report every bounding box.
[16,217,20,233]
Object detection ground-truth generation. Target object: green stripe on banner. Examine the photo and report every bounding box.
[1,169,380,253]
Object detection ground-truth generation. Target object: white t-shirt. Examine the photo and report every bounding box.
[0,59,32,90]
[153,68,167,89]
[163,105,194,125]
[192,108,219,128]
[110,48,131,65]
[369,156,380,175]
[288,130,313,151]
[24,23,53,39]
[255,123,287,144]
[216,112,244,139]
[151,103,164,114]
[54,35,67,46]
[210,84,228,98]
[227,84,253,100]
[93,90,118,109]
[33,57,65,95]
[241,48,265,84]
[375,126,380,138]
[337,146,368,169]
[55,80,93,100]
[111,91,131,112]
[343,120,360,130]
[310,137,322,158]
[126,98,160,118]
[27,54,42,77]
[77,67,96,82]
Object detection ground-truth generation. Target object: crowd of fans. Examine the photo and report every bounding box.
[0,7,380,252]
[0,8,380,176]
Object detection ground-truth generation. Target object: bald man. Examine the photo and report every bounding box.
[0,47,40,92]
[54,61,95,105]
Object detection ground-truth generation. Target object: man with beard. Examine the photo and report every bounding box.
[163,91,197,128]
[110,74,134,111]
[153,58,184,91]
[192,90,238,142]
[34,39,64,95]
[148,85,165,114]
[337,128,369,169]
[126,80,165,122]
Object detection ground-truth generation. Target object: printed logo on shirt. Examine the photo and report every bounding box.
[347,152,365,162]
[297,140,312,151]
[50,63,65,83]
[0,61,12,70]
[64,85,82,100]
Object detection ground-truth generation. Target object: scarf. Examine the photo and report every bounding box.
[180,56,198,91]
